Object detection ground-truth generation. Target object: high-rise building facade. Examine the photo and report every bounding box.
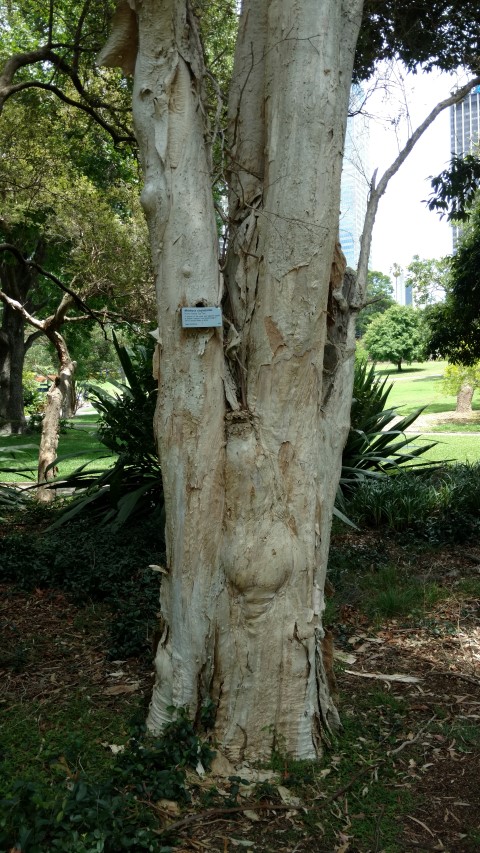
[450,85,480,248]
[340,90,370,269]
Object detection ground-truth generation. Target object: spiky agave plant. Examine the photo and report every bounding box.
[49,333,164,533]
[339,359,439,498]
[0,444,37,518]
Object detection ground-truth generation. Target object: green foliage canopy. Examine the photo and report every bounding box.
[0,0,133,144]
[441,361,480,397]
[363,305,424,370]
[426,154,480,223]
[355,0,480,81]
[425,202,480,365]
[405,255,450,307]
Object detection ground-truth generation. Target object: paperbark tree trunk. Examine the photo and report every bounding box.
[37,298,77,502]
[101,0,363,761]
[216,0,362,760]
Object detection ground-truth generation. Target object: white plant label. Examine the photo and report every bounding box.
[181,307,222,328]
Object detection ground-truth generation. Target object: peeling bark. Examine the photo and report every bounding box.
[37,331,76,502]
[100,0,363,761]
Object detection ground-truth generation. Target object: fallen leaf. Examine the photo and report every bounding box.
[156,799,181,817]
[103,684,139,696]
[334,650,357,664]
[243,809,261,822]
[277,785,302,807]
[407,814,435,837]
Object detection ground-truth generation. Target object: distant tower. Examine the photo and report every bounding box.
[391,263,413,306]
[450,85,480,249]
[340,87,370,269]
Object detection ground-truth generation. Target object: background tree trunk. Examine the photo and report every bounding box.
[0,297,27,435]
[37,333,75,502]
[104,0,363,762]
[456,383,474,413]
[0,307,26,434]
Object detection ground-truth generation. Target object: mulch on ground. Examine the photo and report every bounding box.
[1,533,479,852]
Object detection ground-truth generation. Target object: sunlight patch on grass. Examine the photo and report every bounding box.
[412,434,480,465]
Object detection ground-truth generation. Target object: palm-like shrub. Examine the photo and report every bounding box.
[0,444,36,517]
[51,334,164,532]
[340,359,437,496]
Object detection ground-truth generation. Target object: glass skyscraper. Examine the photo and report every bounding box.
[450,85,480,248]
[340,90,370,269]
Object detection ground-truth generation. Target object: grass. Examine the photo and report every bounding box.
[0,692,135,799]
[382,361,454,414]
[409,433,480,464]
[1,477,480,851]
[369,360,480,463]
[375,360,447,379]
[0,411,116,482]
[428,417,480,432]
[375,360,480,418]
[327,557,447,623]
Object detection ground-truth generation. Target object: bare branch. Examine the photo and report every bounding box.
[0,289,44,332]
[356,75,480,306]
[47,0,55,45]
[72,0,92,74]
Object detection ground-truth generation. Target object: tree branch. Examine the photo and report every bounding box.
[1,79,134,145]
[356,75,480,307]
[0,40,134,146]
[0,243,102,327]
[0,289,45,333]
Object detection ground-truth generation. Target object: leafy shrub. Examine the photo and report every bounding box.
[0,516,163,659]
[90,334,158,466]
[424,462,480,543]
[346,474,439,532]
[22,371,44,416]
[345,463,480,542]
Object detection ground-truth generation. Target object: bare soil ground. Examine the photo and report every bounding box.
[1,533,480,852]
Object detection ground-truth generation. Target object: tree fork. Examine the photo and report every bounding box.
[100,0,363,761]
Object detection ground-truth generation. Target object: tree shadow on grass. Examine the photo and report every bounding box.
[375,366,427,376]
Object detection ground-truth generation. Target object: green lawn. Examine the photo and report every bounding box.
[410,433,480,465]
[3,368,480,480]
[376,360,480,417]
[371,361,480,464]
[0,411,115,482]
